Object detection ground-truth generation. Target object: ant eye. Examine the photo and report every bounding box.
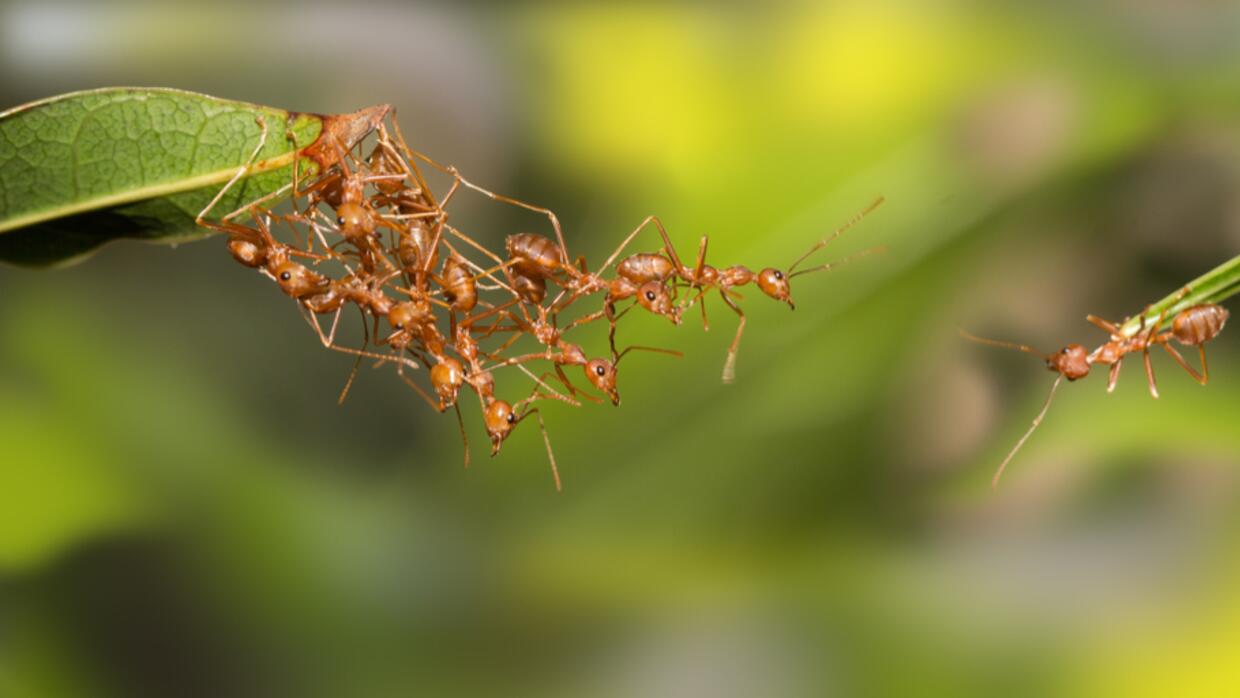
[280,271,291,281]
[395,322,404,330]
[506,413,516,424]
[336,216,345,226]
[774,271,784,280]
[645,290,656,301]
[595,365,606,376]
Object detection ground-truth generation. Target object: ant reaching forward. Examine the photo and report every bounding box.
[963,289,1230,488]
[611,198,886,382]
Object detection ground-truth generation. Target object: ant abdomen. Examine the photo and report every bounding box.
[507,233,564,277]
[228,238,266,268]
[1172,304,1229,346]
[617,253,676,284]
[513,273,547,303]
[440,254,477,312]
[398,221,438,273]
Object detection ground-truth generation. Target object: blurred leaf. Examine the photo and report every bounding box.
[0,400,149,573]
[1120,254,1240,337]
[0,87,388,267]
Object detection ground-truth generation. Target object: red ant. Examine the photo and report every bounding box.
[1086,289,1230,398]
[606,198,885,382]
[963,290,1229,488]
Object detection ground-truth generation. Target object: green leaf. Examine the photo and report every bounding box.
[1118,254,1240,337]
[0,87,388,267]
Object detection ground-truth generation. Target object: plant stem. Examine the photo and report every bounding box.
[1118,254,1240,337]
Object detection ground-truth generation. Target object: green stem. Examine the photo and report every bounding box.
[1118,254,1240,337]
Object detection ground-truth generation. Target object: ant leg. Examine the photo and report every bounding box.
[395,361,441,411]
[300,304,420,372]
[196,115,270,233]
[514,365,581,407]
[553,364,603,405]
[1143,345,1160,399]
[1160,343,1209,385]
[560,309,607,334]
[1086,315,1121,338]
[338,353,364,405]
[693,235,708,279]
[1140,302,1177,399]
[517,407,561,492]
[992,376,1064,490]
[337,309,381,405]
[719,288,747,384]
[1107,358,1122,393]
[413,152,572,268]
[682,283,711,331]
[453,402,470,469]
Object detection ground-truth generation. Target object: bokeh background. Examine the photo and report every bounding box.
[3,1,1240,696]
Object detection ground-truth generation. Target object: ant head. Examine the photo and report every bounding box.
[756,268,794,309]
[484,399,518,454]
[430,359,464,411]
[1048,344,1090,381]
[583,358,620,405]
[336,202,374,240]
[635,281,681,324]
[272,261,324,299]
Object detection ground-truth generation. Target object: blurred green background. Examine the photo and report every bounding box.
[3,1,1240,696]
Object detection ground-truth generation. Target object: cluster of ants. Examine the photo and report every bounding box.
[965,289,1230,489]
[196,113,885,490]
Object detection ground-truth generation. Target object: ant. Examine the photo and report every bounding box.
[606,198,885,382]
[963,290,1229,488]
[451,312,580,490]
[478,300,682,406]
[1086,290,1230,398]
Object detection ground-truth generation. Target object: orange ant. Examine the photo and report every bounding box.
[963,290,1229,488]
[1086,290,1230,398]
[451,311,580,490]
[476,299,682,406]
[606,198,885,382]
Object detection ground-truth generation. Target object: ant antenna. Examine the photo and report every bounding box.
[453,403,470,469]
[958,329,1046,359]
[787,245,888,279]
[530,408,561,492]
[787,196,885,275]
[992,375,1063,490]
[615,345,685,364]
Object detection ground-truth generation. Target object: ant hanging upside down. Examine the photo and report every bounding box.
[963,288,1230,489]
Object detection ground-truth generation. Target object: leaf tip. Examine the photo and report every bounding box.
[303,103,393,169]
